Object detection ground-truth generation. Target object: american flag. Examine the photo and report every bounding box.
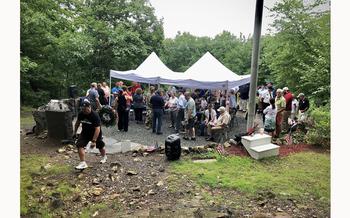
[216,144,227,155]
[284,133,293,145]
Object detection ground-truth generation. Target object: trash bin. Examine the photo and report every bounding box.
[45,100,73,140]
[165,134,181,161]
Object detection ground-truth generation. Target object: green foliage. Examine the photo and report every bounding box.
[306,105,330,147]
[21,0,164,107]
[171,152,330,201]
[261,0,330,105]
[161,31,252,75]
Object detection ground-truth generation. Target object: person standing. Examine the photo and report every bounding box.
[133,88,144,124]
[275,89,286,138]
[101,82,110,104]
[165,91,178,128]
[116,90,128,132]
[145,86,156,129]
[261,86,274,123]
[73,100,107,170]
[297,93,310,122]
[291,94,299,120]
[175,89,187,133]
[263,98,277,137]
[183,92,196,140]
[150,90,165,134]
[97,83,107,105]
[86,82,101,111]
[282,87,293,132]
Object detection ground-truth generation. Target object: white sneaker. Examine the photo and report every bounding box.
[100,155,107,164]
[75,161,88,170]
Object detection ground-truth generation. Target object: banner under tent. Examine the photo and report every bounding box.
[109,51,250,91]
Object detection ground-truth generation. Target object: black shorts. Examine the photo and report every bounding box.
[76,135,105,149]
[186,118,195,129]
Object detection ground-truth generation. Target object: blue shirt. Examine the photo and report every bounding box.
[111,87,122,94]
[177,94,187,109]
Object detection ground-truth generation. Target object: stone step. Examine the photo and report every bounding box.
[241,134,272,148]
[249,143,280,160]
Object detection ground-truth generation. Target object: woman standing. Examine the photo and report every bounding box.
[263,98,277,137]
[165,91,179,128]
[133,88,144,124]
[275,89,286,138]
[116,90,128,132]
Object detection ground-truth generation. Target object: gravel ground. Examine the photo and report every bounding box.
[101,111,263,147]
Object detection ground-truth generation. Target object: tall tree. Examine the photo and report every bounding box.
[262,0,330,105]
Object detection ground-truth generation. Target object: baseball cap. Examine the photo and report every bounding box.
[283,87,289,91]
[82,99,91,107]
[217,106,226,113]
[297,93,305,98]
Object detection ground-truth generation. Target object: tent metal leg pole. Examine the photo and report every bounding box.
[247,0,264,131]
[109,74,111,106]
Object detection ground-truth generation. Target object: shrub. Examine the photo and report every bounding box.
[305,105,330,147]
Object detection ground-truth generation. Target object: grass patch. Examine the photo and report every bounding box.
[78,203,108,218]
[170,152,330,201]
[20,106,35,128]
[20,154,73,216]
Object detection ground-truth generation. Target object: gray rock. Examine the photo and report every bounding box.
[126,170,138,175]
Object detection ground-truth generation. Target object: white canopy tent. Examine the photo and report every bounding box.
[182,52,250,90]
[109,51,250,90]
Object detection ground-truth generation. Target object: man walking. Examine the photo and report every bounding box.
[73,100,107,170]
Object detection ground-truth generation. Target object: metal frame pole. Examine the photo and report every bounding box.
[109,73,112,106]
[247,0,264,131]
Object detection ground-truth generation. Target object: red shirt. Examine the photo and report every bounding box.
[131,84,141,94]
[284,92,293,111]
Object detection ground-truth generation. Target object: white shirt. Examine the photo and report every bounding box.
[167,96,179,111]
[263,105,277,119]
[178,94,187,109]
[204,109,217,124]
[291,99,299,113]
[262,90,274,104]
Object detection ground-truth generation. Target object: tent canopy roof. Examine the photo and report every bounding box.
[110,51,250,89]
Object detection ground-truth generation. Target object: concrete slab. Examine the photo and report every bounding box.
[87,137,144,154]
[193,159,217,163]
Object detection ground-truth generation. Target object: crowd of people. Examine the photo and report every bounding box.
[256,83,310,138]
[74,80,310,169]
[82,80,310,141]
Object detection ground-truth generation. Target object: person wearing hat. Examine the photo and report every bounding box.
[73,99,107,170]
[275,89,286,138]
[206,106,231,141]
[297,93,309,122]
[282,87,293,132]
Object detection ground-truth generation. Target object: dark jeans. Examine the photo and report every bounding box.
[262,102,270,124]
[170,110,177,126]
[152,109,163,133]
[176,108,185,132]
[134,108,143,122]
[199,121,207,136]
[118,109,129,132]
